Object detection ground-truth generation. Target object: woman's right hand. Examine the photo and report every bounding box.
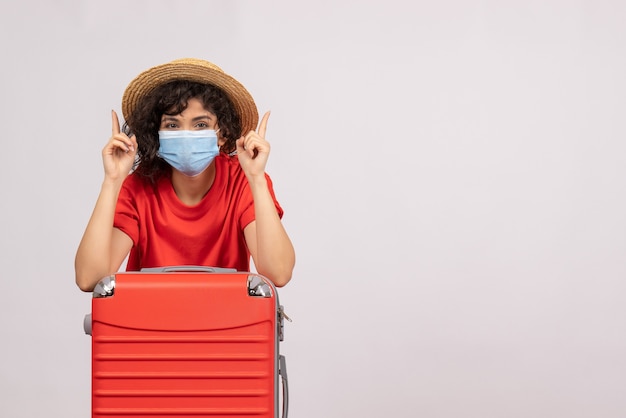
[102,110,137,182]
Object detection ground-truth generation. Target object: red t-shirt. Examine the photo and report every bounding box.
[114,154,283,271]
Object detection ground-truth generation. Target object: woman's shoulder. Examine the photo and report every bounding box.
[121,171,170,197]
[216,153,276,185]
[123,171,152,189]
[216,153,246,180]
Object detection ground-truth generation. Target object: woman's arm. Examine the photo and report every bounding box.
[238,112,295,286]
[75,111,137,291]
[75,181,133,291]
[243,176,295,287]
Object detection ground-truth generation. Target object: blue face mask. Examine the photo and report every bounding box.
[157,130,220,177]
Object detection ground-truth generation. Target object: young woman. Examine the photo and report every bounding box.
[75,58,295,291]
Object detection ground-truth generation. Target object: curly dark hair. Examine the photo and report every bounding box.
[123,80,242,182]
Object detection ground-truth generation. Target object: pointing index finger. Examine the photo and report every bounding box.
[257,111,271,138]
[111,110,121,135]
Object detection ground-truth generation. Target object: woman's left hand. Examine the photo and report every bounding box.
[236,111,271,179]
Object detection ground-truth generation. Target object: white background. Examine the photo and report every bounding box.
[1,1,625,417]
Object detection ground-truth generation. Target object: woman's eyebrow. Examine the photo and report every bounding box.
[161,114,212,123]
[191,115,212,122]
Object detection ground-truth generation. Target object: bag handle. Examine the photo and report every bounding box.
[140,266,237,273]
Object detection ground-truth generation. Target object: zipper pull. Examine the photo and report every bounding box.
[279,306,292,322]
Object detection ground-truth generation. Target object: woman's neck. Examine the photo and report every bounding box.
[170,162,217,206]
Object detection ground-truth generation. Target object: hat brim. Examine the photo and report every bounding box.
[122,58,258,135]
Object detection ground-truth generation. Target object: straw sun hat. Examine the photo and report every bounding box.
[121,58,258,135]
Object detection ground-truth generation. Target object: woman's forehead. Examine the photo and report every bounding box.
[162,98,216,119]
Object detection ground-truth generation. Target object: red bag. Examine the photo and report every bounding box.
[84,267,289,418]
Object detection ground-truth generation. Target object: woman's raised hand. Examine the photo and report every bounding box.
[102,110,138,183]
[236,111,271,179]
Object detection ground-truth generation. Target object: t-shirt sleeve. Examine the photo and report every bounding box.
[113,177,140,245]
[239,173,284,229]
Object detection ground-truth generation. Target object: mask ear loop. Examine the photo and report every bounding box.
[216,127,237,157]
[214,128,225,154]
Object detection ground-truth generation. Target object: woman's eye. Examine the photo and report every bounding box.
[196,122,209,128]
[164,123,177,129]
